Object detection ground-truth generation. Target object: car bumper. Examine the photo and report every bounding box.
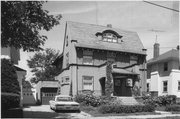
[56,106,80,110]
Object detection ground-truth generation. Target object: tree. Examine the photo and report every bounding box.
[27,48,60,83]
[1,1,61,52]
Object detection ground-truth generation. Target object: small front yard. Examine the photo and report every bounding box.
[80,105,160,117]
[75,94,180,117]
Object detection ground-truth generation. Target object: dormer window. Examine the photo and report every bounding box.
[103,33,118,43]
[96,30,122,43]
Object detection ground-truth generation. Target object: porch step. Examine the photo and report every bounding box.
[115,97,140,105]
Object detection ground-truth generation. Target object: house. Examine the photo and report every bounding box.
[53,21,147,97]
[1,46,27,107]
[35,80,58,105]
[22,79,36,105]
[147,43,180,97]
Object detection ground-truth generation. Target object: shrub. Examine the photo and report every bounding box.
[1,59,20,95]
[74,94,109,107]
[98,104,155,114]
[1,59,20,110]
[165,105,180,112]
[136,95,177,106]
[1,94,20,110]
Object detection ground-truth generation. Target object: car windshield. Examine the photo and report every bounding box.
[56,97,72,101]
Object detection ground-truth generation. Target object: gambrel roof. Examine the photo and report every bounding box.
[67,21,146,55]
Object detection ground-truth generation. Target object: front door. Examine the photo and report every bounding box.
[113,78,132,96]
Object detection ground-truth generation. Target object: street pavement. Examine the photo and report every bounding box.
[23,105,91,118]
[23,105,180,119]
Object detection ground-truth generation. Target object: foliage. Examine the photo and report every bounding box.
[132,84,141,96]
[1,1,61,51]
[165,105,180,112]
[136,95,177,107]
[27,48,60,83]
[1,59,20,94]
[105,61,114,97]
[74,94,109,107]
[1,94,20,110]
[98,104,155,114]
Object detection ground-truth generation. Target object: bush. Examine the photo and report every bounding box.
[136,95,177,106]
[74,94,109,107]
[165,105,180,112]
[98,104,155,114]
[1,94,20,110]
[1,59,21,110]
[1,59,20,95]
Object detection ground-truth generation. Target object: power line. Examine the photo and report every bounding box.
[143,1,179,12]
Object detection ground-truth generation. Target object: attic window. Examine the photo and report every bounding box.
[103,33,118,43]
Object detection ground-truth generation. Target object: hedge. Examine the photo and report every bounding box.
[1,94,20,110]
[1,59,20,95]
[75,94,110,107]
[136,95,177,106]
[165,105,180,112]
[1,59,20,110]
[98,104,155,114]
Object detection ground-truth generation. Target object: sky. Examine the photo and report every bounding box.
[18,1,179,80]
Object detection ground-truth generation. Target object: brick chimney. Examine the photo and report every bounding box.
[153,43,160,58]
[107,24,112,28]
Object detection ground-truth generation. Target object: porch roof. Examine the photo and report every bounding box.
[112,68,139,75]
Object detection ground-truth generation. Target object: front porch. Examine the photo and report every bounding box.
[99,68,139,97]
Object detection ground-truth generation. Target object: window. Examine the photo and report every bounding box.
[83,50,93,65]
[178,81,180,91]
[65,77,70,83]
[147,83,149,92]
[103,33,118,43]
[164,62,168,71]
[107,52,115,62]
[83,76,93,91]
[130,55,138,64]
[66,53,69,67]
[163,81,168,92]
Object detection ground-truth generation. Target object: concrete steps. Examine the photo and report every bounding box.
[115,97,140,105]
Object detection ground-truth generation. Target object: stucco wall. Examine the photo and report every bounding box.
[148,69,180,98]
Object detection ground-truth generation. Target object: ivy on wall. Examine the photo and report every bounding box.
[105,61,114,98]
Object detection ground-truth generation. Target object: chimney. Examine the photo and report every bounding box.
[153,43,160,58]
[107,24,112,28]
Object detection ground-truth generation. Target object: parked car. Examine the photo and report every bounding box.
[49,95,80,111]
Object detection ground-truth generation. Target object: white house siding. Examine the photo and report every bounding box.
[147,69,180,97]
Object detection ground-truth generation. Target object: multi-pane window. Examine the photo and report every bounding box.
[130,55,138,64]
[103,33,118,43]
[83,76,93,91]
[83,50,93,65]
[164,62,168,71]
[107,52,115,62]
[178,81,180,91]
[163,81,168,92]
[65,77,70,83]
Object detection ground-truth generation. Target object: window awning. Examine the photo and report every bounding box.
[112,68,139,75]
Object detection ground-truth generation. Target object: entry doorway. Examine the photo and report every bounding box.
[113,78,132,96]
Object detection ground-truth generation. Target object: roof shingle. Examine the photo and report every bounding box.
[67,21,146,55]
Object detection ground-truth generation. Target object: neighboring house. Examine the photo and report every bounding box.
[35,81,58,105]
[53,21,147,97]
[22,79,36,105]
[1,46,27,107]
[147,43,180,97]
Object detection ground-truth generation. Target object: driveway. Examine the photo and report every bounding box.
[23,105,91,118]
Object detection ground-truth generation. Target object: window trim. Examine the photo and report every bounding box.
[82,50,93,65]
[82,76,94,91]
